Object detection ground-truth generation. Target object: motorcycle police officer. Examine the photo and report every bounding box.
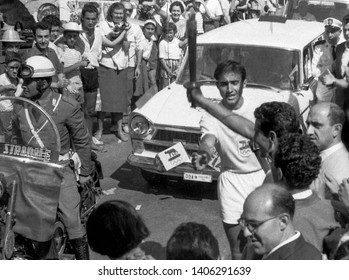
[13,56,91,259]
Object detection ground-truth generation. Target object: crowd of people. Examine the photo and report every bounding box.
[1,0,349,261]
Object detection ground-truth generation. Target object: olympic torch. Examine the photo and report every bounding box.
[186,12,197,108]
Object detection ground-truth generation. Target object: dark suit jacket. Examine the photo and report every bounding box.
[265,233,322,260]
[242,233,322,260]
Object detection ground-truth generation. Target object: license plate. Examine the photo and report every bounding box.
[183,173,212,183]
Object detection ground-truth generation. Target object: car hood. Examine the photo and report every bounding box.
[133,83,301,129]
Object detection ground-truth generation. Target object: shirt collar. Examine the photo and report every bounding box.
[321,142,344,161]
[292,189,313,200]
[265,231,300,258]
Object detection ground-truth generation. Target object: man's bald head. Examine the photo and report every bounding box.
[244,184,295,219]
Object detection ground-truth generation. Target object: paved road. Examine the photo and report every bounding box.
[95,127,231,260]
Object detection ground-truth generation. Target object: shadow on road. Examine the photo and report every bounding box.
[111,162,218,201]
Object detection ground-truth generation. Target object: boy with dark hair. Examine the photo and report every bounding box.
[0,52,23,142]
[166,222,220,260]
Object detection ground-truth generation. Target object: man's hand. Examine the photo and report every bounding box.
[79,175,92,185]
[325,173,340,194]
[339,178,349,209]
[322,70,336,87]
[191,151,209,171]
[184,81,205,107]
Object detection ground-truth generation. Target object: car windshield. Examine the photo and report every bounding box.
[178,45,300,91]
[285,0,349,22]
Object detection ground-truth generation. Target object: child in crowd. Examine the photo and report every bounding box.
[141,19,159,94]
[159,22,187,89]
[0,52,23,142]
[57,22,89,105]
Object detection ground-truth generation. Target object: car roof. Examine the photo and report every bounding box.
[197,19,324,50]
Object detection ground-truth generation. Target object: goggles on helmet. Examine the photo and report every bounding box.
[19,64,35,79]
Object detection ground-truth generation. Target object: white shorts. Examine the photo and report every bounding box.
[218,169,265,224]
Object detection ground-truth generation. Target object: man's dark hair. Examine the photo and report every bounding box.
[106,2,125,22]
[86,200,150,259]
[274,133,321,191]
[267,184,295,219]
[214,60,247,82]
[166,222,220,260]
[5,51,22,65]
[81,3,100,18]
[32,21,51,36]
[254,102,300,138]
[327,102,345,126]
[170,1,185,13]
[42,15,61,29]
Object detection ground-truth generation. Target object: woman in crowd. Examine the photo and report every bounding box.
[96,2,130,142]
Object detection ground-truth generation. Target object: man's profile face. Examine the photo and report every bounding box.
[35,28,50,50]
[22,78,50,99]
[81,12,98,31]
[306,105,334,151]
[241,197,281,256]
[216,71,245,110]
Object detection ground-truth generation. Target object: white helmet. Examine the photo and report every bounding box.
[21,56,56,78]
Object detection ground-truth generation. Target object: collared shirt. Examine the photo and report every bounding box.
[321,142,345,161]
[79,27,103,68]
[265,231,301,258]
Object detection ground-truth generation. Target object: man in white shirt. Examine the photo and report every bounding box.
[307,102,349,199]
[79,4,103,148]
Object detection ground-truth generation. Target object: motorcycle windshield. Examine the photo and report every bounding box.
[0,96,63,242]
[0,96,61,163]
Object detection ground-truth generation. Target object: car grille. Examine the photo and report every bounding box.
[144,143,197,156]
[153,129,201,144]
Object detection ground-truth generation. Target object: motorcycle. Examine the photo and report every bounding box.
[0,96,102,260]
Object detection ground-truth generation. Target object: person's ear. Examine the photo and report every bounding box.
[243,79,247,88]
[267,130,278,155]
[332,123,342,138]
[273,167,283,182]
[279,214,290,231]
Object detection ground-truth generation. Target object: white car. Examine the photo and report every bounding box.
[128,18,324,185]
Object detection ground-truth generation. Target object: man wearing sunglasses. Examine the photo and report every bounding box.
[15,55,92,260]
[240,183,322,260]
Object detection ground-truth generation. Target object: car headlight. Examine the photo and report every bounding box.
[130,115,151,136]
